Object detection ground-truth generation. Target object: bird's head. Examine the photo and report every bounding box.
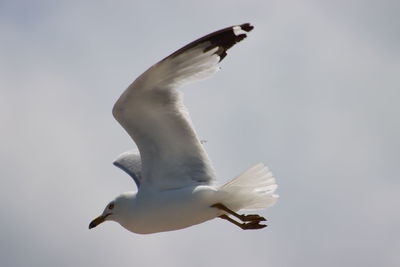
[89,192,136,229]
[88,199,118,229]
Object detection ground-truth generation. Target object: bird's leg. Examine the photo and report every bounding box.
[211,203,266,222]
[218,215,267,230]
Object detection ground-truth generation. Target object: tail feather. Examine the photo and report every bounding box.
[219,163,278,211]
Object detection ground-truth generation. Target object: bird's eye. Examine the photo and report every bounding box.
[108,203,114,210]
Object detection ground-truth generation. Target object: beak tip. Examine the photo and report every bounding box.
[89,214,108,230]
[89,218,99,229]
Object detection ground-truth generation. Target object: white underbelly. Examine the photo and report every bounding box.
[120,186,221,234]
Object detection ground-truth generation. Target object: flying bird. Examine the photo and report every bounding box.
[89,23,278,234]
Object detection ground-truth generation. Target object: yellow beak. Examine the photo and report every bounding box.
[89,213,110,229]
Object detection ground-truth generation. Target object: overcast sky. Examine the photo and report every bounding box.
[1,0,399,266]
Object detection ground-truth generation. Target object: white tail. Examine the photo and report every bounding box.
[219,163,278,211]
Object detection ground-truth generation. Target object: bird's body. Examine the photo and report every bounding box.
[114,186,220,234]
[89,23,278,234]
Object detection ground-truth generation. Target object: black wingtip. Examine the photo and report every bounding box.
[164,23,255,63]
[240,23,254,32]
[203,23,255,62]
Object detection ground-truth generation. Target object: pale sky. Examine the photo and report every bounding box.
[1,0,399,266]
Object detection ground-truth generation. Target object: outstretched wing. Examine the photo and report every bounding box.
[113,150,142,188]
[113,23,254,190]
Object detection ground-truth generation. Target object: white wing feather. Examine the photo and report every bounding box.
[113,24,254,190]
[113,150,142,188]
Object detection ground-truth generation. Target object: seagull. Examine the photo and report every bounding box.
[89,23,278,234]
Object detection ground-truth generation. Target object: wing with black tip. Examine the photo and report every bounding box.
[113,24,254,190]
